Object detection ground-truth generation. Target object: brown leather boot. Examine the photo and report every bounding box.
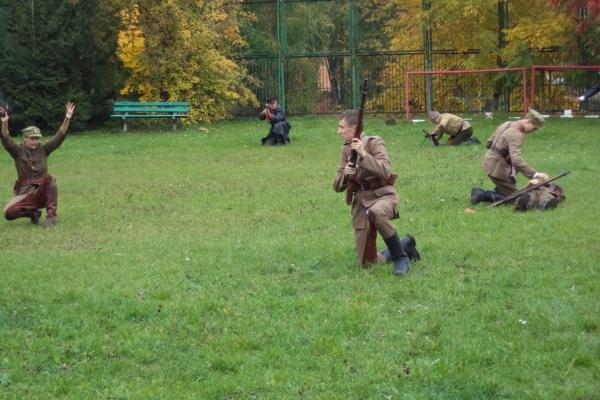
[44,185,58,226]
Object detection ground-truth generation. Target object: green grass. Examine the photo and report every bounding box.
[1,115,599,399]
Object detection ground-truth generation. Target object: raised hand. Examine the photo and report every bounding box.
[65,101,75,119]
[0,106,8,121]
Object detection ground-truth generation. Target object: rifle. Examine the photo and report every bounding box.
[490,171,571,207]
[345,79,369,205]
[421,129,439,146]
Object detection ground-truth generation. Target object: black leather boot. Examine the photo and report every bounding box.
[471,188,505,204]
[470,187,487,204]
[383,232,409,276]
[402,235,420,261]
[379,235,420,262]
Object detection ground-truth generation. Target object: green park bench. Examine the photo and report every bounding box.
[111,101,190,132]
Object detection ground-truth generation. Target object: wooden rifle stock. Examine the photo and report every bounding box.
[345,79,369,205]
[490,171,571,207]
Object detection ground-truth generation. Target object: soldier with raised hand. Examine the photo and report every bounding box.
[333,109,419,276]
[1,102,75,227]
[427,111,476,145]
[471,109,555,208]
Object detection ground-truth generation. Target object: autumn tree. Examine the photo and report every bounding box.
[114,0,257,122]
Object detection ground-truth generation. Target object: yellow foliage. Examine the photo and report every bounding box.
[114,0,257,122]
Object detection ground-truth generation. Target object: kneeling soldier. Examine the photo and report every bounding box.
[1,102,75,227]
[333,110,419,276]
[471,109,550,206]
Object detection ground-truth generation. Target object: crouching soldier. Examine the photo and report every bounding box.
[333,109,419,276]
[428,111,478,145]
[1,102,75,227]
[259,97,291,145]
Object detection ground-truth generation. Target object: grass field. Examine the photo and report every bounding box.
[1,115,599,399]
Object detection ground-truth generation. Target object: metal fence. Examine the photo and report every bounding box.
[234,52,600,117]
[234,50,485,116]
[530,66,600,112]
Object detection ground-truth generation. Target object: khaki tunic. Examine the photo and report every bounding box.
[482,121,537,195]
[433,113,471,137]
[333,134,399,265]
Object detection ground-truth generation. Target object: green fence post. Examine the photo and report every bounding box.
[422,0,433,113]
[277,0,287,111]
[349,0,359,109]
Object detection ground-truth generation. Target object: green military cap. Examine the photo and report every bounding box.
[22,126,42,138]
[525,109,545,127]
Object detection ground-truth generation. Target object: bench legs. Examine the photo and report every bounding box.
[118,116,182,132]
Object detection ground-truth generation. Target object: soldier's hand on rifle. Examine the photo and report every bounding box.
[534,172,549,182]
[65,101,75,119]
[527,179,540,187]
[0,106,8,122]
[344,164,357,176]
[350,138,366,157]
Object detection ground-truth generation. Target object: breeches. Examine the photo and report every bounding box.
[352,197,398,265]
[3,177,57,221]
[447,127,473,145]
[488,175,517,196]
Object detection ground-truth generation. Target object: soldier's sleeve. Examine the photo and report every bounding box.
[356,137,391,180]
[333,146,349,192]
[507,131,536,179]
[270,108,287,124]
[43,131,67,155]
[582,81,600,100]
[1,120,18,158]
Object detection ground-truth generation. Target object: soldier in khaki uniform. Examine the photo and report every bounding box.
[428,111,475,145]
[1,102,75,226]
[333,110,419,276]
[514,182,565,211]
[471,109,552,206]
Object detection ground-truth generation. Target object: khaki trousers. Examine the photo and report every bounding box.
[447,127,473,145]
[489,175,517,196]
[353,197,398,266]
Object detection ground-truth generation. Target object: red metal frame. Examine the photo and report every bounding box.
[530,65,600,109]
[404,67,528,120]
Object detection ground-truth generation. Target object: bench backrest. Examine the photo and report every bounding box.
[112,101,190,115]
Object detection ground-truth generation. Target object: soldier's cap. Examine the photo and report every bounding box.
[428,111,441,121]
[266,96,278,103]
[525,109,545,127]
[21,126,42,138]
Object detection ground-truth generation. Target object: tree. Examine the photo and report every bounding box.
[0,0,122,130]
[114,0,257,122]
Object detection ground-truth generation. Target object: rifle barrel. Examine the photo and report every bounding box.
[490,171,571,207]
